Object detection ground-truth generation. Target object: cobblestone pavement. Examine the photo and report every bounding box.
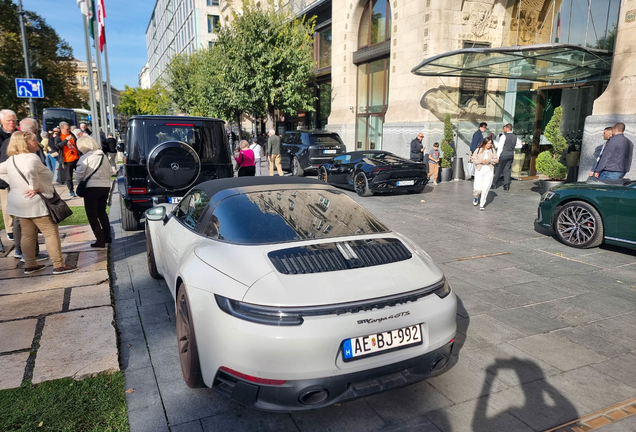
[0,221,118,389]
[111,178,636,432]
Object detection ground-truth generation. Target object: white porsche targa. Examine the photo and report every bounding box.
[144,177,457,411]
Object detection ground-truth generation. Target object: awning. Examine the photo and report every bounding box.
[411,43,613,83]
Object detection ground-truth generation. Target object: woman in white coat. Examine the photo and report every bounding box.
[75,136,113,248]
[472,137,499,210]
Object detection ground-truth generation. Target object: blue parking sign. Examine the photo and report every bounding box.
[15,78,44,98]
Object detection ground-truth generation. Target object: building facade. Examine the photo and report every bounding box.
[139,63,151,89]
[73,58,99,99]
[145,0,222,87]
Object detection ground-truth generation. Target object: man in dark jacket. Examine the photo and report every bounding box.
[267,129,284,176]
[594,123,634,180]
[103,132,118,174]
[492,123,521,191]
[470,122,487,154]
[410,133,424,162]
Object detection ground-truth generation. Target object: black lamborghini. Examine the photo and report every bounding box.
[318,150,429,197]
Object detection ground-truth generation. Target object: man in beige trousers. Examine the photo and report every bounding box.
[267,129,284,176]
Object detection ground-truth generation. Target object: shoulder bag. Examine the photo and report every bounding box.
[12,157,73,224]
[76,154,105,198]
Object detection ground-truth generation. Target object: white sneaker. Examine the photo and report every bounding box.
[433,181,438,185]
[480,206,485,211]
[473,198,479,206]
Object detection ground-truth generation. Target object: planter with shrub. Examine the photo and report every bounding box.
[536,106,567,193]
[440,114,455,182]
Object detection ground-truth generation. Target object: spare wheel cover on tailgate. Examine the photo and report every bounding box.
[147,141,201,191]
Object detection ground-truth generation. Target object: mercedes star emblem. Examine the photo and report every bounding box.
[171,162,180,171]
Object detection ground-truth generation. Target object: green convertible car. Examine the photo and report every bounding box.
[536,179,636,249]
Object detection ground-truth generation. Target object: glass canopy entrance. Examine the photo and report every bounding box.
[411,43,613,84]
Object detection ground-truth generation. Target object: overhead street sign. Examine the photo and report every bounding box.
[15,78,44,98]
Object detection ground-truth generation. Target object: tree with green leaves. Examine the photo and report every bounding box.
[440,114,455,169]
[536,106,568,180]
[115,85,170,116]
[164,0,316,125]
[0,0,85,118]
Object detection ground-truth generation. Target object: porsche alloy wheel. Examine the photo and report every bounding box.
[176,285,204,388]
[145,226,162,280]
[355,172,373,197]
[318,166,328,183]
[555,201,604,249]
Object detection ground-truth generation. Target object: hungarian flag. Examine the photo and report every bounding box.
[77,0,92,17]
[93,0,106,52]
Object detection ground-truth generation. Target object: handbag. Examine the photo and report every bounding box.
[12,157,73,224]
[76,154,105,198]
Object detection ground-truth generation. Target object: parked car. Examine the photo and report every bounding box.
[535,178,636,249]
[280,130,346,176]
[144,177,457,411]
[116,115,233,231]
[318,150,429,197]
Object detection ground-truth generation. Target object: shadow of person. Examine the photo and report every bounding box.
[472,358,578,432]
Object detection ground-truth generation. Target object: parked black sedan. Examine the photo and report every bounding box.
[318,150,428,197]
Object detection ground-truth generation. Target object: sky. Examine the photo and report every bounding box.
[22,0,155,90]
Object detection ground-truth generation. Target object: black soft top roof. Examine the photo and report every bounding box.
[197,176,328,198]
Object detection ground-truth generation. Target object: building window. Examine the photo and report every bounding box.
[207,0,219,5]
[315,26,332,69]
[358,0,391,49]
[207,15,219,33]
[209,41,214,48]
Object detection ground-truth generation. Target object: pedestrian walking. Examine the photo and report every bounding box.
[0,109,17,240]
[472,137,498,210]
[492,123,522,191]
[588,127,613,179]
[235,140,256,177]
[593,123,634,180]
[0,131,77,275]
[76,136,113,248]
[41,131,56,172]
[103,133,118,174]
[249,137,263,176]
[410,132,424,162]
[80,123,91,136]
[267,129,284,176]
[53,122,79,197]
[427,142,441,185]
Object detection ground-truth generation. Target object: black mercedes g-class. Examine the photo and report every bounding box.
[117,115,233,231]
[280,130,346,176]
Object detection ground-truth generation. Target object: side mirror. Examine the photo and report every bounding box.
[145,206,166,222]
[116,142,124,152]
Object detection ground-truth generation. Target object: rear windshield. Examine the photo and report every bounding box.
[126,119,230,164]
[204,189,389,244]
[309,135,343,146]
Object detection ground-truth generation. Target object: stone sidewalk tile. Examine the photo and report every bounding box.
[1,269,108,295]
[32,306,119,384]
[291,399,386,432]
[59,225,99,243]
[510,333,608,371]
[592,354,636,390]
[171,420,204,432]
[425,395,535,432]
[200,408,298,432]
[487,380,581,431]
[0,289,64,321]
[503,280,572,302]
[456,315,526,347]
[554,323,636,358]
[526,298,606,327]
[158,378,234,426]
[426,357,510,405]
[76,250,108,272]
[0,256,19,271]
[488,307,567,336]
[462,342,562,386]
[120,339,152,372]
[472,288,535,310]
[364,381,454,424]
[543,367,636,414]
[0,319,36,353]
[0,352,29,390]
[69,283,111,310]
[61,240,102,253]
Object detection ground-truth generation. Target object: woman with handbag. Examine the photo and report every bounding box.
[235,140,256,177]
[471,137,499,211]
[0,131,77,275]
[75,136,112,249]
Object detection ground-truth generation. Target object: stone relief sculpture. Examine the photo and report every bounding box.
[421,88,487,121]
[509,0,555,45]
[461,1,498,37]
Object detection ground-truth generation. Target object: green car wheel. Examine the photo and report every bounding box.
[554,201,604,249]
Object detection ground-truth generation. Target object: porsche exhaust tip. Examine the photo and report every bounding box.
[430,355,449,372]
[298,389,329,406]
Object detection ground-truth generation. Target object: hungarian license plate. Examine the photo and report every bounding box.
[323,149,337,154]
[169,197,182,204]
[397,180,415,186]
[342,324,422,361]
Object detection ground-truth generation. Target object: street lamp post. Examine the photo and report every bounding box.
[17,0,37,118]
